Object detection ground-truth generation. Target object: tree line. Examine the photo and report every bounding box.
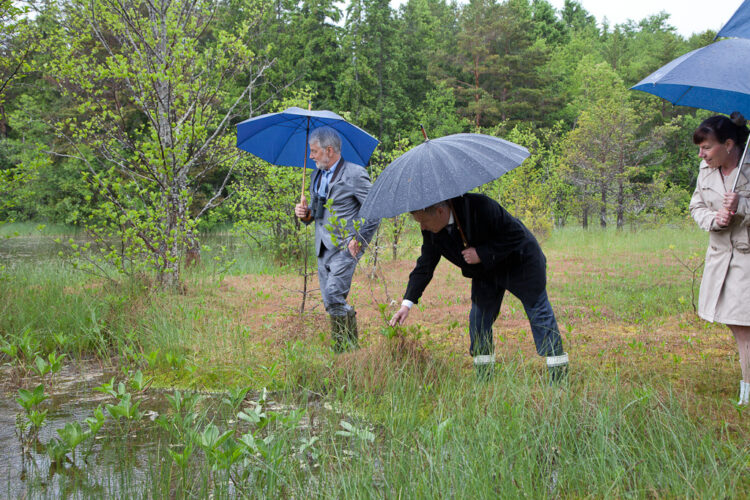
[0,0,717,287]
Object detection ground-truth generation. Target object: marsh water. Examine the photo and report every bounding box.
[0,363,161,497]
[0,234,304,497]
[0,362,330,498]
[0,234,71,264]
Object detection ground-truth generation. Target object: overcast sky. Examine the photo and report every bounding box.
[386,0,744,39]
[545,0,743,38]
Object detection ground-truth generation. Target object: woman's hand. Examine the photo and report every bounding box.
[389,306,410,326]
[723,192,739,214]
[716,207,733,227]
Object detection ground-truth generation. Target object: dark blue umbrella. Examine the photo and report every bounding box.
[630,38,750,118]
[717,0,750,39]
[360,133,529,220]
[236,107,379,169]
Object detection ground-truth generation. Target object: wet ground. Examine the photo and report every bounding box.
[0,359,345,498]
[0,361,158,497]
[0,235,73,264]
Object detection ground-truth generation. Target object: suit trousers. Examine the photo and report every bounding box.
[318,245,357,317]
[469,289,564,358]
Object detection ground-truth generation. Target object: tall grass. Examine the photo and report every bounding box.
[20,345,744,498]
[282,346,749,498]
[5,223,750,497]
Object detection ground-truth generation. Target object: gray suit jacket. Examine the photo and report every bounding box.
[305,158,380,256]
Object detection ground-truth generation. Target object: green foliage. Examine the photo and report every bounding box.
[0,0,721,248]
[15,383,49,448]
[0,0,37,107]
[16,383,49,412]
[368,138,412,260]
[41,0,273,288]
[409,82,470,144]
[481,122,568,235]
[230,159,307,261]
[561,59,681,229]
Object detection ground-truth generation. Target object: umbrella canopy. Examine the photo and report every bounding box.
[630,38,750,118]
[359,133,529,219]
[717,0,750,39]
[236,106,379,169]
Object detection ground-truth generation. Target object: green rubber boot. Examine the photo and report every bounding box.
[344,309,359,350]
[329,314,348,353]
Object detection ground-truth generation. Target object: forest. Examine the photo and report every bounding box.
[1,0,720,285]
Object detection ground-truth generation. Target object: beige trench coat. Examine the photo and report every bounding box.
[689,159,750,325]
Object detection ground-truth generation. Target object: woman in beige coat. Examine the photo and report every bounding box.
[689,112,750,405]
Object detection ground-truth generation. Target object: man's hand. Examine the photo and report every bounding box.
[295,194,309,219]
[724,192,739,214]
[389,305,410,326]
[348,238,362,258]
[716,207,734,227]
[461,247,481,265]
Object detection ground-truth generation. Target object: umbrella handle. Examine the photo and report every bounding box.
[302,112,311,200]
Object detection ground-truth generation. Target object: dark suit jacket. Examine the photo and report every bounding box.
[403,193,547,307]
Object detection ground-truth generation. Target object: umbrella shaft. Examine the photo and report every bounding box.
[732,138,750,193]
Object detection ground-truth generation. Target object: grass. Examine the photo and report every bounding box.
[3,222,750,497]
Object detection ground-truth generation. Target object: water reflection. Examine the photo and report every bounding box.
[0,232,244,265]
[0,362,160,497]
[0,236,72,264]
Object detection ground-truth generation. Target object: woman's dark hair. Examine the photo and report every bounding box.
[693,111,749,149]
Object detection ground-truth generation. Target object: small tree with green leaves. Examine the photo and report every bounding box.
[45,0,274,289]
[367,138,412,262]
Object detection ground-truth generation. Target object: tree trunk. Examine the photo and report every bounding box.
[616,178,625,230]
[599,185,607,228]
[582,205,588,229]
[0,104,8,137]
[473,54,481,129]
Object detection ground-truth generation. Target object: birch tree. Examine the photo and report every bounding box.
[47,0,273,289]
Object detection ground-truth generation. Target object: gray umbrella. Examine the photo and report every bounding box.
[359,133,530,219]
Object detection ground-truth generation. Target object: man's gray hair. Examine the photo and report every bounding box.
[411,200,449,215]
[309,126,342,153]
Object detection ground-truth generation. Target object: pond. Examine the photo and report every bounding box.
[0,232,248,265]
[0,362,164,497]
[0,360,346,498]
[0,235,72,264]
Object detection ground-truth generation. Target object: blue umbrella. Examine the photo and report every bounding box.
[717,0,750,39]
[630,38,750,118]
[236,107,379,169]
[631,38,750,192]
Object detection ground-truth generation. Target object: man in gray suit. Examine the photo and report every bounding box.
[294,127,379,351]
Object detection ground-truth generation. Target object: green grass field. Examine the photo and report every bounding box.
[1,223,749,498]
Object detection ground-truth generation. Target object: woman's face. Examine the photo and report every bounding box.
[697,135,735,169]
